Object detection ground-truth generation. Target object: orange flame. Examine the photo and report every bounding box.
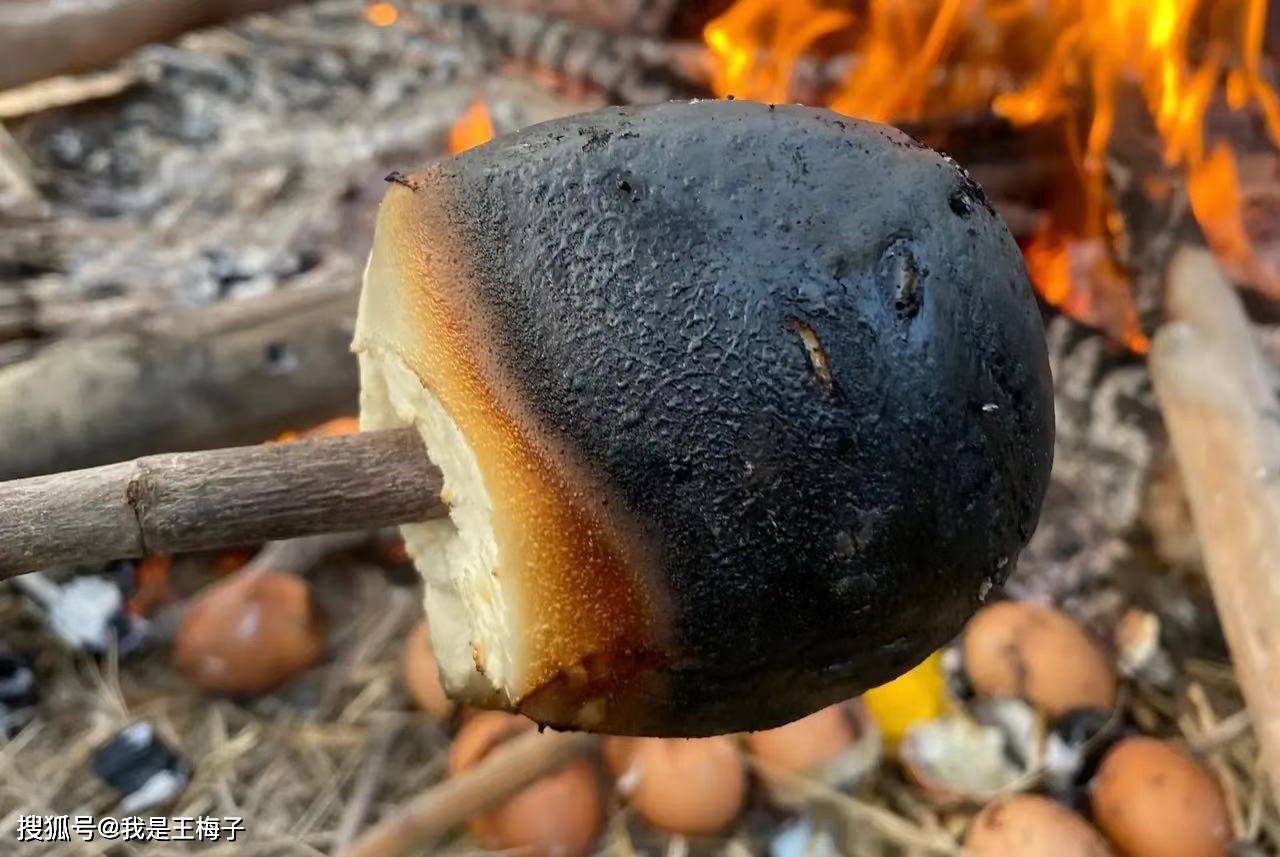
[1188,139,1278,290]
[449,101,496,155]
[1024,229,1151,353]
[704,0,1280,347]
[272,416,360,444]
[364,2,398,27]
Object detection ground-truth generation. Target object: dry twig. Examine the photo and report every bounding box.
[744,755,961,856]
[333,727,400,852]
[0,69,138,120]
[340,728,596,857]
[0,428,445,577]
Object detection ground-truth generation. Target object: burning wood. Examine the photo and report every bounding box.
[700,0,1280,348]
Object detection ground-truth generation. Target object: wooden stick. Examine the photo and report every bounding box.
[1149,246,1280,801]
[0,428,446,578]
[340,729,596,857]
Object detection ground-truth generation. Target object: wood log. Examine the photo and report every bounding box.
[428,1,706,104]
[0,428,445,578]
[448,0,684,36]
[1149,246,1280,802]
[0,282,360,481]
[339,729,596,857]
[0,0,302,91]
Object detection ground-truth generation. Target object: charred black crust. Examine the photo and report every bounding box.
[436,101,1054,734]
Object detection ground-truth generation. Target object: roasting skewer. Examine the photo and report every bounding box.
[0,427,443,576]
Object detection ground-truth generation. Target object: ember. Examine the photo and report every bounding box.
[363,2,399,28]
[449,101,496,154]
[704,0,1280,347]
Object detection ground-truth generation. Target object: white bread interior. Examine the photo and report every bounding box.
[350,179,668,732]
[354,261,528,710]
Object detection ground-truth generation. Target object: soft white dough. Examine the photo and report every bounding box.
[355,345,525,706]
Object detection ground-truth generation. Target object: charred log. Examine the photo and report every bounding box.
[0,0,303,91]
[0,283,360,481]
[444,0,686,36]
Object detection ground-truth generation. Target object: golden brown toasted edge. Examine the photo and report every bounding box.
[354,172,678,732]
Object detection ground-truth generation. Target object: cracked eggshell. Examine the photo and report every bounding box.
[1043,709,1126,808]
[173,570,326,696]
[971,696,1045,771]
[966,795,1113,856]
[1090,737,1231,857]
[449,711,603,857]
[603,735,747,837]
[899,715,1028,804]
[355,99,1054,736]
[963,601,1116,718]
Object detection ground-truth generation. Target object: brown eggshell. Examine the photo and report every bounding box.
[604,736,746,836]
[402,620,455,720]
[743,701,881,806]
[963,601,1116,717]
[1090,737,1231,857]
[966,795,1113,856]
[745,703,855,772]
[449,711,602,857]
[174,569,326,695]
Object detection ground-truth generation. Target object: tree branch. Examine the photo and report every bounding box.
[0,428,446,578]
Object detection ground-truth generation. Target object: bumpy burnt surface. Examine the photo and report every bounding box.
[434,100,1052,732]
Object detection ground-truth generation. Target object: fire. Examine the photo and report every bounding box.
[1188,139,1278,290]
[704,0,1280,347]
[273,416,360,443]
[364,2,398,27]
[1023,229,1151,353]
[449,101,496,155]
